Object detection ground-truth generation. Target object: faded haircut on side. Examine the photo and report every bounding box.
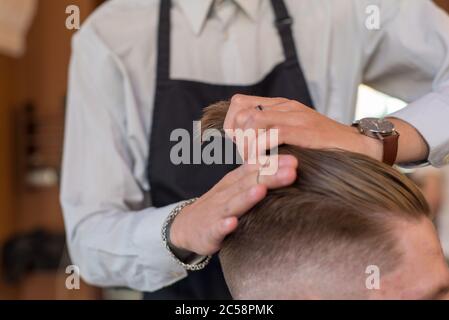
[201,101,430,300]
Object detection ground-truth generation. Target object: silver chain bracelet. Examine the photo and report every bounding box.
[161,198,212,271]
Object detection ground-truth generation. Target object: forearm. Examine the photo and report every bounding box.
[389,118,429,164]
[358,0,449,166]
[352,118,429,165]
[63,203,187,292]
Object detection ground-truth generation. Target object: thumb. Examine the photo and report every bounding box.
[209,217,239,249]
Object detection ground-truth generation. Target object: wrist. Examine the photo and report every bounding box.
[169,206,190,251]
[387,117,429,163]
[351,126,383,162]
[364,133,383,162]
[162,198,212,271]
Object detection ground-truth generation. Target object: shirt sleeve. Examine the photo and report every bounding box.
[61,26,187,292]
[361,0,449,167]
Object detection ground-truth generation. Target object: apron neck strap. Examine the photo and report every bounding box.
[156,0,299,82]
[157,0,171,82]
[270,0,298,62]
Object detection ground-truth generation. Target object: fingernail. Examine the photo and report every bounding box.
[277,167,296,181]
[278,155,298,168]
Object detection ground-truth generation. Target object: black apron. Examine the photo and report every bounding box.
[144,0,314,300]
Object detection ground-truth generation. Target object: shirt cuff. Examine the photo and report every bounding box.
[390,92,449,168]
[133,201,188,292]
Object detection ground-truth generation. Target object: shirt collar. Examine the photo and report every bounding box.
[175,0,260,35]
[234,0,260,21]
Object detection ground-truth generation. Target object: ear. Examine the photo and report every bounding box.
[201,101,230,136]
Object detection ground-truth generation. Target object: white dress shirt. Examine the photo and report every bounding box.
[436,167,449,259]
[61,0,449,292]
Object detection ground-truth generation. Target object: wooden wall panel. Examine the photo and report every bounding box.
[0,0,103,300]
[435,0,449,12]
[11,0,99,232]
[0,54,18,300]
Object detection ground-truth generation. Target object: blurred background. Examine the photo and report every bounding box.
[0,0,448,300]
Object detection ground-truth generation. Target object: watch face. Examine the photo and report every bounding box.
[359,118,394,135]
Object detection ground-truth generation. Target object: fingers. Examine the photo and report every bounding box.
[217,154,298,190]
[230,109,302,159]
[246,125,319,159]
[275,125,315,148]
[236,165,297,195]
[207,216,239,249]
[207,160,298,248]
[224,94,289,133]
[219,161,298,219]
[235,109,303,131]
[191,153,299,254]
[219,183,268,219]
[257,101,307,112]
[218,216,239,239]
[229,94,289,113]
[246,126,286,158]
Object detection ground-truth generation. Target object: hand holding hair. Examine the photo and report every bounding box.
[169,154,297,255]
[224,94,429,164]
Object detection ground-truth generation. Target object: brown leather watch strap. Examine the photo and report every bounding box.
[381,132,400,166]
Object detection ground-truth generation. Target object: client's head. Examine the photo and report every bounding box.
[202,101,449,300]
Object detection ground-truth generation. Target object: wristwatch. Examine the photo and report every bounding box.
[352,118,400,166]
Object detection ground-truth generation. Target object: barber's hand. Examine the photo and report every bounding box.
[169,154,298,256]
[224,94,383,161]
